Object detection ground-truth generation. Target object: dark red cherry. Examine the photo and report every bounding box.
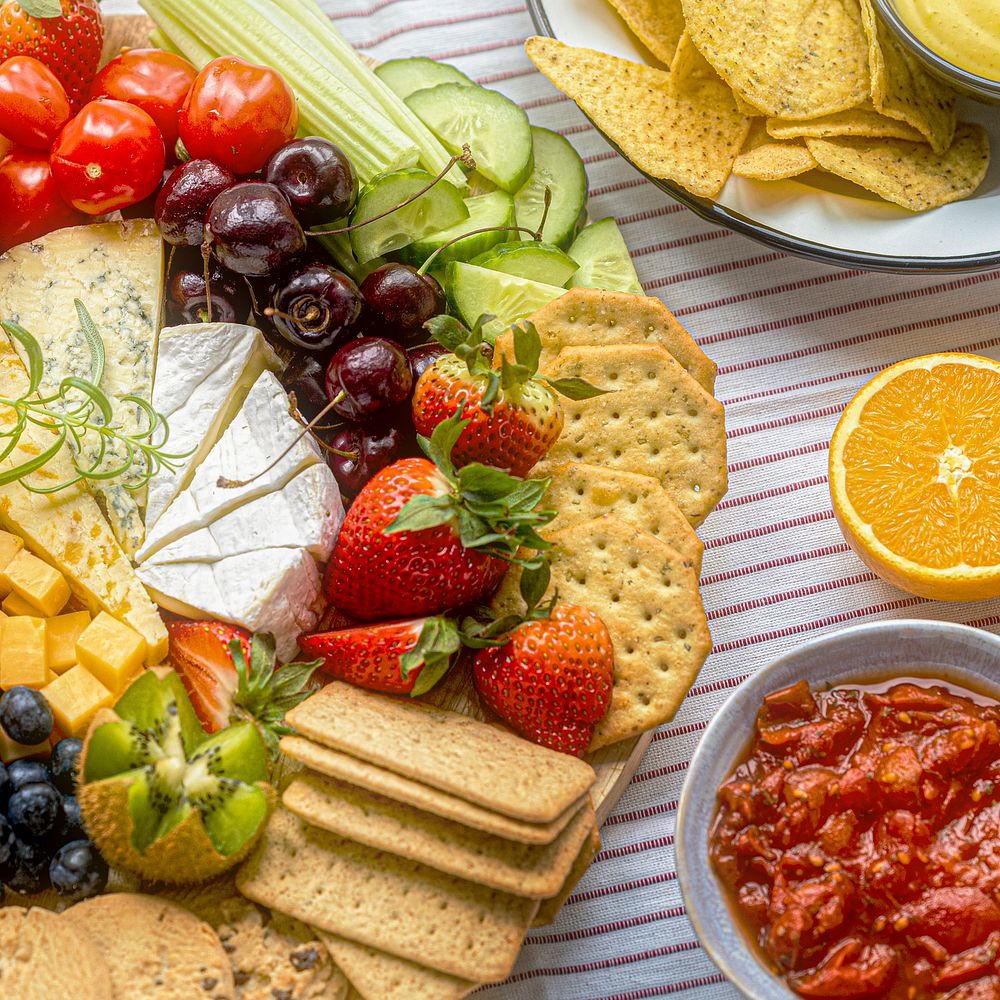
[325,337,413,421]
[155,159,235,246]
[264,137,357,226]
[406,342,449,384]
[360,263,446,343]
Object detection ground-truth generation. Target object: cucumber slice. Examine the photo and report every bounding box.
[471,241,579,287]
[446,262,565,343]
[514,126,588,249]
[395,190,516,267]
[567,218,644,294]
[349,167,468,264]
[375,57,473,100]
[405,83,533,194]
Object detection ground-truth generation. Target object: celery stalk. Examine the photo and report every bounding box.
[142,0,218,69]
[264,0,464,186]
[140,0,419,181]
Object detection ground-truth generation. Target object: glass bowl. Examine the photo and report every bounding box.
[872,0,1000,104]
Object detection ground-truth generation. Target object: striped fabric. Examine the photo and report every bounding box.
[113,0,1000,994]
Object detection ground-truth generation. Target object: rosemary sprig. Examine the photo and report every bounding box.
[0,302,190,495]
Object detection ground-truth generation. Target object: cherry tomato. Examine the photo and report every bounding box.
[0,56,71,150]
[0,149,86,253]
[50,98,165,216]
[178,56,298,176]
[89,49,197,157]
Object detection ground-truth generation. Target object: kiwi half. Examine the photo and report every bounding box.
[78,668,274,884]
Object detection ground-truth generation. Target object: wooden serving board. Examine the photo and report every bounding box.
[102,12,654,824]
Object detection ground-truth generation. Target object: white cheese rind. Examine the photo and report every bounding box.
[146,323,280,531]
[136,370,323,563]
[0,221,163,557]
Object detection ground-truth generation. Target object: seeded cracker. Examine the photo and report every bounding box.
[492,515,711,749]
[859,0,956,154]
[805,124,990,212]
[494,287,717,393]
[544,344,727,525]
[321,934,478,1000]
[539,460,703,573]
[525,36,748,199]
[680,0,870,119]
[733,119,818,182]
[766,102,924,143]
[285,683,596,823]
[605,0,684,65]
[279,735,584,844]
[236,809,537,983]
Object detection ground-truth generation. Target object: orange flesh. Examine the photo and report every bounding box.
[842,364,1000,569]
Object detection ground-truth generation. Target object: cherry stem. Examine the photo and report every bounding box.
[200,235,215,322]
[305,145,477,238]
[416,187,553,277]
[216,390,347,490]
[265,305,322,325]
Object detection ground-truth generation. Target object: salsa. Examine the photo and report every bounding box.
[710,679,1000,1000]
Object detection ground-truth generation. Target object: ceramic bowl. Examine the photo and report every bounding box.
[872,0,1000,104]
[675,618,1000,1000]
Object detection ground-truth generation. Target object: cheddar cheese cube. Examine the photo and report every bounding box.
[0,727,49,764]
[46,611,92,674]
[0,616,48,688]
[0,532,23,595]
[75,612,146,694]
[43,665,113,736]
[1,549,70,617]
[2,592,40,616]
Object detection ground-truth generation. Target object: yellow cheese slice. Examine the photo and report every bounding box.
[0,337,167,662]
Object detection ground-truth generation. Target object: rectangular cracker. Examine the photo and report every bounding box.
[493,287,717,394]
[236,809,537,983]
[285,683,596,823]
[538,460,703,574]
[321,933,477,1000]
[279,736,584,845]
[492,515,711,749]
[533,825,602,927]
[283,772,596,898]
[544,344,727,525]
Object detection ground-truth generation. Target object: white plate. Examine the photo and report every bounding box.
[529,0,1000,272]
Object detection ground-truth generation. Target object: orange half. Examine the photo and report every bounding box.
[829,353,1000,602]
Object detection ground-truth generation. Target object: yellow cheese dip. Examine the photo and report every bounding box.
[892,0,1000,82]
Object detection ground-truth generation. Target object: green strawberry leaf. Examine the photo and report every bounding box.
[419,409,469,481]
[512,322,542,375]
[402,616,462,696]
[504,477,551,510]
[424,314,470,353]
[541,375,611,400]
[385,493,455,534]
[18,0,63,18]
[519,557,551,614]
[458,462,521,498]
[499,354,532,394]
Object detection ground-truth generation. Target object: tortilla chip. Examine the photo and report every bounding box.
[526,36,749,199]
[680,0,870,119]
[733,119,818,180]
[767,102,925,142]
[804,123,989,212]
[859,0,956,154]
[605,0,684,65]
[669,30,719,87]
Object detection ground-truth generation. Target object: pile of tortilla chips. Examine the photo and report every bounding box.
[526,0,990,211]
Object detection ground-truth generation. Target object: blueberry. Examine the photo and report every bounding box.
[6,837,51,894]
[56,794,87,845]
[0,814,14,877]
[7,782,63,840]
[49,840,108,902]
[7,759,49,791]
[48,738,83,795]
[0,761,9,808]
[0,687,53,746]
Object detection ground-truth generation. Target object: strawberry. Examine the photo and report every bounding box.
[167,621,321,757]
[0,1,104,109]
[412,317,605,477]
[300,616,461,696]
[325,410,554,621]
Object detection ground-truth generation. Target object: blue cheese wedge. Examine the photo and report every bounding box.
[0,221,163,558]
[136,370,324,564]
[0,336,167,661]
[146,323,280,531]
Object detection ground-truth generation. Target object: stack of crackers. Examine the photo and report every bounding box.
[526,0,990,211]
[235,683,603,998]
[493,287,725,750]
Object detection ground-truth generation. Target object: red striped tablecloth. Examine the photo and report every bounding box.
[117,1,1000,994]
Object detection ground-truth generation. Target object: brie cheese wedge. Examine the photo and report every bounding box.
[146,323,279,531]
